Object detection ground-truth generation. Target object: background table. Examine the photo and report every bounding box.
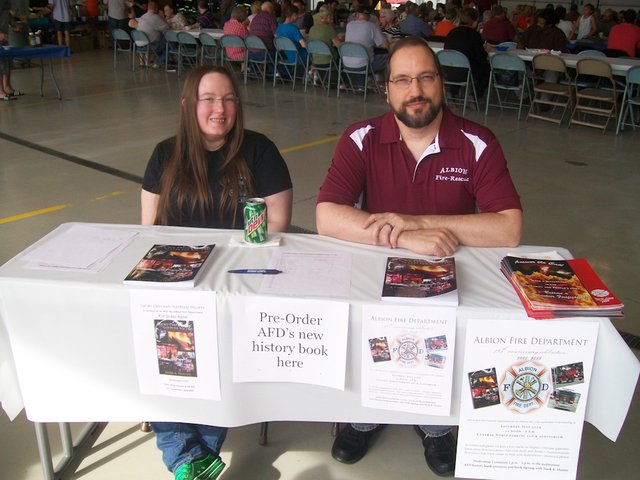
[0,45,71,99]
[0,223,637,444]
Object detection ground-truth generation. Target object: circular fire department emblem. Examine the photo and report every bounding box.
[500,361,551,413]
[392,334,423,367]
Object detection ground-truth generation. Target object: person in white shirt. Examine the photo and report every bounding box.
[344,5,389,81]
[136,1,169,67]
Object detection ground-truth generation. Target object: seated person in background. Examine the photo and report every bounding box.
[607,9,640,57]
[444,7,490,98]
[344,5,389,83]
[249,1,278,56]
[378,8,401,43]
[482,5,516,44]
[136,1,169,68]
[142,66,293,479]
[569,3,597,40]
[275,5,308,64]
[316,37,522,477]
[433,6,458,37]
[555,5,574,40]
[222,5,249,64]
[400,1,433,38]
[195,0,217,29]
[309,6,341,63]
[164,4,187,30]
[520,9,568,52]
[247,0,261,26]
[597,8,617,38]
[515,4,534,33]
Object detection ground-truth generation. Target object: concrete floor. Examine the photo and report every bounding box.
[0,48,638,479]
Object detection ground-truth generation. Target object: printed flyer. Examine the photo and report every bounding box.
[456,319,599,479]
[230,296,350,390]
[361,304,456,415]
[130,290,221,400]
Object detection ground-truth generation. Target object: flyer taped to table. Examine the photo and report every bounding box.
[230,296,349,390]
[361,304,456,415]
[455,319,599,480]
[130,290,221,400]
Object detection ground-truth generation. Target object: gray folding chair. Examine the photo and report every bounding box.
[616,65,640,134]
[164,30,180,72]
[177,31,200,75]
[527,53,573,125]
[485,53,530,120]
[219,34,247,76]
[130,30,151,71]
[437,49,478,117]
[199,32,220,66]
[569,58,617,134]
[273,36,305,90]
[112,28,132,70]
[305,39,338,95]
[337,42,380,101]
[245,35,275,86]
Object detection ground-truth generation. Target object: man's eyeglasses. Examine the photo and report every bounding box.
[197,96,239,106]
[388,72,440,89]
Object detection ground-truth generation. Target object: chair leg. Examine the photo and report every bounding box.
[259,422,269,445]
[331,422,340,437]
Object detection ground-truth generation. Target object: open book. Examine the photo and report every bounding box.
[381,256,458,306]
[124,244,215,287]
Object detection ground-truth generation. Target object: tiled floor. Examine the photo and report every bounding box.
[0,48,638,479]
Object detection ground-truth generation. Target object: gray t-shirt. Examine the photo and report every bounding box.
[344,19,385,68]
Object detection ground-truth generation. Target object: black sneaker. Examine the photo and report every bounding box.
[331,424,385,464]
[414,426,456,477]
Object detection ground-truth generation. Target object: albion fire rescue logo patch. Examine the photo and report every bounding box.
[499,361,552,413]
[391,334,423,367]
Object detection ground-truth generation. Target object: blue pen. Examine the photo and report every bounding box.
[228,269,282,275]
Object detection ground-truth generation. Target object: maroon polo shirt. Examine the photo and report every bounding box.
[317,108,522,216]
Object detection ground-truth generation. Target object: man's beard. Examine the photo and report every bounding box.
[393,95,443,129]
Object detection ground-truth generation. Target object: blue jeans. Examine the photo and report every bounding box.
[151,422,228,473]
[353,423,452,437]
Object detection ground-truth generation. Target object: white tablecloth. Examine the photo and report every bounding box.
[0,223,637,442]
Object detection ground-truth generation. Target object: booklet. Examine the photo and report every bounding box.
[500,256,623,319]
[381,256,458,306]
[124,244,215,287]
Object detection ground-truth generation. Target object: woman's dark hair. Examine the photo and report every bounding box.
[155,66,254,227]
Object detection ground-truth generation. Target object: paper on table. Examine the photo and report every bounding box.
[23,224,138,272]
[455,319,599,480]
[506,250,565,260]
[259,251,351,297]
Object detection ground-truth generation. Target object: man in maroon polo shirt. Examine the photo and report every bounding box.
[316,36,522,477]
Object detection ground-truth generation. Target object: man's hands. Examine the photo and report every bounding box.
[363,212,459,257]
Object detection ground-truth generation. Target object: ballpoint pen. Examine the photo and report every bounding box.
[227,269,282,275]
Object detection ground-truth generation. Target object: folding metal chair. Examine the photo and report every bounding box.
[569,58,617,134]
[219,34,247,76]
[245,35,275,86]
[130,30,151,71]
[616,66,640,134]
[112,28,132,70]
[496,41,517,51]
[273,36,305,90]
[305,40,338,95]
[177,31,200,75]
[199,32,220,66]
[337,42,380,101]
[527,53,573,125]
[485,53,530,120]
[437,49,478,117]
[576,49,606,58]
[163,30,180,72]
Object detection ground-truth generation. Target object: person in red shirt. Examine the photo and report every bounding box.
[433,6,457,37]
[607,9,640,57]
[482,5,516,44]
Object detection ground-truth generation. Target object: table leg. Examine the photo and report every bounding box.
[39,61,44,97]
[34,422,107,480]
[48,58,62,100]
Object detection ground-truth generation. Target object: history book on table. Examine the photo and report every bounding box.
[500,256,624,319]
[381,256,458,306]
[124,244,215,287]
